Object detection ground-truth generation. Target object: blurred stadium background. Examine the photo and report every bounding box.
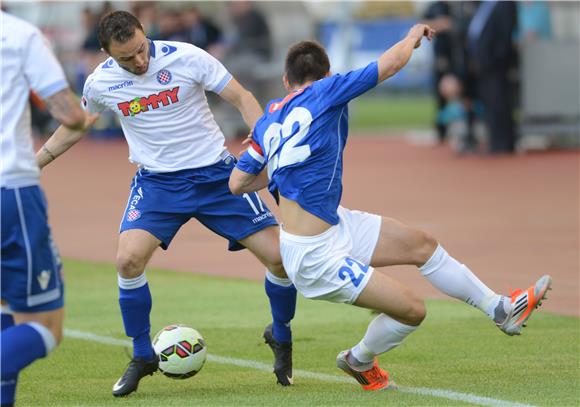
[5,0,579,148]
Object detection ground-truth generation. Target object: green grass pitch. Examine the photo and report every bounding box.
[17,259,579,406]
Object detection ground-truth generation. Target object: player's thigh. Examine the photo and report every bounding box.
[370,217,437,268]
[239,225,286,277]
[195,184,278,252]
[116,229,161,278]
[119,171,187,251]
[354,271,426,326]
[12,307,65,344]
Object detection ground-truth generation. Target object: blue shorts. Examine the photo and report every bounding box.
[119,152,277,251]
[1,186,64,313]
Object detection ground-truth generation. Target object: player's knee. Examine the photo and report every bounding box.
[401,296,426,326]
[116,252,146,279]
[267,261,287,279]
[258,247,286,278]
[413,230,438,266]
[410,298,427,326]
[49,324,64,346]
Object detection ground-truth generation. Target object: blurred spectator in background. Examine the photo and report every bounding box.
[437,74,486,153]
[224,1,273,135]
[423,1,481,153]
[157,8,188,42]
[468,1,518,154]
[516,1,552,44]
[181,6,225,58]
[82,2,113,52]
[132,1,159,39]
[422,1,454,143]
[227,1,272,61]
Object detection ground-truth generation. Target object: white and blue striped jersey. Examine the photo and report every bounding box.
[0,11,69,188]
[82,40,232,172]
[236,62,378,225]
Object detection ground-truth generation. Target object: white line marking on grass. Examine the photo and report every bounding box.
[65,329,535,407]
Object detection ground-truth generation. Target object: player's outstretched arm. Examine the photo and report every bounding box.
[377,24,435,83]
[36,111,100,169]
[218,78,263,129]
[229,167,269,195]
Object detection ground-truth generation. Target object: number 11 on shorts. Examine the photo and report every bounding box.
[242,192,265,215]
[338,258,370,287]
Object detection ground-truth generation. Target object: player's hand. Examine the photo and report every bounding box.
[84,112,101,130]
[238,131,253,155]
[241,131,253,146]
[408,24,436,49]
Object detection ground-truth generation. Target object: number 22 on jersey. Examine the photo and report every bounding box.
[262,107,313,178]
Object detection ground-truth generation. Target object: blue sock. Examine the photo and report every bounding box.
[1,322,56,406]
[118,274,155,360]
[265,271,297,344]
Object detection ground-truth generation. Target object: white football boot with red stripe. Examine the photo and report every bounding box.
[498,275,552,336]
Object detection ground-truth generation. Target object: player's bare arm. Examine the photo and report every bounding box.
[229,167,268,195]
[377,24,435,82]
[44,88,86,130]
[218,78,263,128]
[36,112,100,169]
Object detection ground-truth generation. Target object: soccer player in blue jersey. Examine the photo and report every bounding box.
[1,11,87,406]
[230,24,552,391]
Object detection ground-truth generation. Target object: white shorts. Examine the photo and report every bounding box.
[280,206,382,304]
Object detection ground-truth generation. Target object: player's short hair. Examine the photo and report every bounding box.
[98,11,144,52]
[285,41,330,87]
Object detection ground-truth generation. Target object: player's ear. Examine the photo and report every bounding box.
[282,74,291,91]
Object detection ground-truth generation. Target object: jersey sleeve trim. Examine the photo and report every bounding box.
[36,79,68,99]
[247,144,265,164]
[214,72,233,94]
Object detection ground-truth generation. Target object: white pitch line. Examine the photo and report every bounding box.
[65,329,535,407]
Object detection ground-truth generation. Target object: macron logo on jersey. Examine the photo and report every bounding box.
[117,87,180,117]
[108,80,134,92]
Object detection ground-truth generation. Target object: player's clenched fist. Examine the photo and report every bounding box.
[408,24,436,48]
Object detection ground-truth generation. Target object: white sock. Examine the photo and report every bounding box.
[265,270,293,287]
[118,272,148,289]
[349,314,417,370]
[419,245,508,321]
[28,322,57,354]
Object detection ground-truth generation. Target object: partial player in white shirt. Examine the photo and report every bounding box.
[0,10,87,407]
[36,10,297,396]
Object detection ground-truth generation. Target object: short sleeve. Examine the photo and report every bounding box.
[186,46,232,93]
[23,28,68,99]
[81,74,106,113]
[316,62,378,107]
[236,139,266,175]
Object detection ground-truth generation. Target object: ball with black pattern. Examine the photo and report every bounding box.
[153,324,207,379]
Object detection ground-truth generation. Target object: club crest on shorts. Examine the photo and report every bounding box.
[126,209,141,222]
[157,69,172,85]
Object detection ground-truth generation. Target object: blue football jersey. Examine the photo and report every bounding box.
[236,62,378,225]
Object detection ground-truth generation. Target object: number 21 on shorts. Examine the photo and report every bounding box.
[338,257,370,287]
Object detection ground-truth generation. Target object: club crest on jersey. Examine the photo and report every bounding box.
[126,209,141,222]
[117,86,180,117]
[157,69,172,85]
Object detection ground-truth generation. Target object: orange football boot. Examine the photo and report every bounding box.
[498,275,552,336]
[336,350,397,391]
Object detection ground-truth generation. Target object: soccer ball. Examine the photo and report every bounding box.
[152,325,207,379]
